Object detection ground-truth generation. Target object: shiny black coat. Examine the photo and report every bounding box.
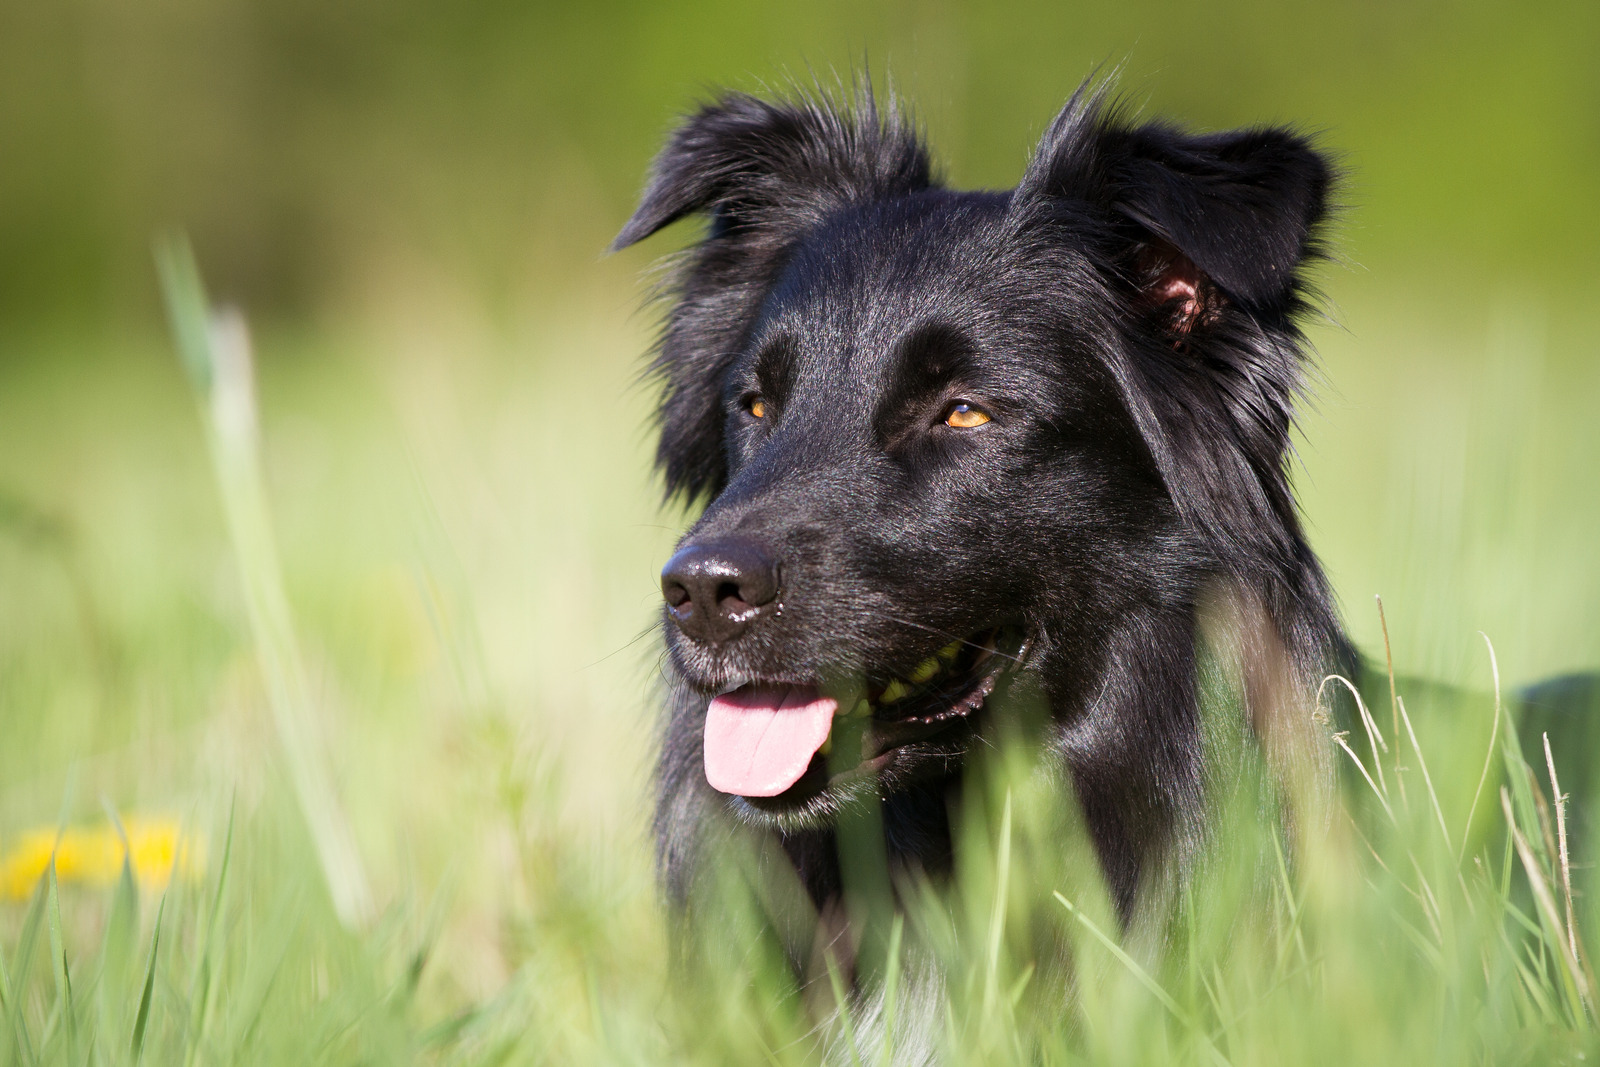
[615,83,1350,919]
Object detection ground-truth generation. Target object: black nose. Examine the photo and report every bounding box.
[661,538,780,644]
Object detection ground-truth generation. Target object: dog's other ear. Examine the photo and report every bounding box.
[613,90,933,251]
[1017,88,1345,684]
[616,89,933,505]
[1016,86,1333,324]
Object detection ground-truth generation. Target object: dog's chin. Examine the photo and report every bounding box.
[694,626,1032,833]
[724,741,961,832]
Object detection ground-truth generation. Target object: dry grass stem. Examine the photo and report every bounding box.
[1330,732,1395,823]
[1501,787,1592,1017]
[1317,673,1388,796]
[1460,633,1503,863]
[1397,696,1452,852]
[1543,733,1578,964]
[1374,595,1408,805]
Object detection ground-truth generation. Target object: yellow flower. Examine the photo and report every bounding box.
[0,831,58,900]
[0,817,205,900]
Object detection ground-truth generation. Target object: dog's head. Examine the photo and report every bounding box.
[617,84,1337,831]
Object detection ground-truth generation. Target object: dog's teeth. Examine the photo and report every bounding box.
[819,729,833,757]
[938,641,962,662]
[908,655,942,684]
[838,698,871,719]
[880,678,911,704]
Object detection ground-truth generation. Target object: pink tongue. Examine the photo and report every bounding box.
[704,685,838,797]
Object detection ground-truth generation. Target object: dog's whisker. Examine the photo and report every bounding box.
[580,622,663,671]
[854,611,1030,667]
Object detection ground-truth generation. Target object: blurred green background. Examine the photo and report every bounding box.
[0,0,1597,1026]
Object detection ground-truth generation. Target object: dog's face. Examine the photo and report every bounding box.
[617,87,1333,833]
[659,193,1174,826]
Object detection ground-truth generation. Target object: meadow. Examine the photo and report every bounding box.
[2,3,1599,1061]
[0,235,1595,1063]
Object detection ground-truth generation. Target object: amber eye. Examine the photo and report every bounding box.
[943,402,990,429]
[748,397,766,419]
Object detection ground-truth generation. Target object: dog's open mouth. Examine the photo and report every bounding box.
[704,627,1030,807]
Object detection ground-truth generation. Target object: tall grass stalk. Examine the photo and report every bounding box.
[153,237,373,930]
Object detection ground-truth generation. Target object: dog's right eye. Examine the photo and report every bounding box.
[746,396,767,419]
[942,402,991,429]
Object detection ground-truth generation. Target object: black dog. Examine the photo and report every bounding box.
[614,82,1351,924]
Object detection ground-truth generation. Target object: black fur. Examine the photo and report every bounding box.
[616,81,1351,922]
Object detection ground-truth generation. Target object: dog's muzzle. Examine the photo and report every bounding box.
[660,537,780,645]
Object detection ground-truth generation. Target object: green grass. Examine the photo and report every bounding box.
[0,263,1597,1064]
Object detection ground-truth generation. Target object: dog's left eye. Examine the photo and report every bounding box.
[747,396,767,419]
[942,402,991,429]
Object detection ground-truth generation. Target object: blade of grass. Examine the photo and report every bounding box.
[1495,658,1550,875]
[1375,595,1408,806]
[981,791,1013,1022]
[1528,767,1561,875]
[1318,673,1388,796]
[822,950,864,1067]
[1543,733,1577,963]
[1501,788,1590,1023]
[879,913,904,1067]
[1512,949,1561,1025]
[1331,732,1397,823]
[0,920,10,1017]
[1202,962,1241,1051]
[228,914,298,1054]
[1500,809,1517,901]
[4,874,47,1067]
[1267,829,1310,977]
[1397,696,1453,852]
[101,815,140,973]
[1460,634,1504,863]
[1502,896,1551,942]
[199,800,236,960]
[187,803,236,1067]
[1055,892,1233,1067]
[130,894,165,1065]
[44,864,74,1054]
[98,812,140,1048]
[1405,856,1446,946]
[1006,962,1036,1010]
[1540,733,1595,999]
[154,234,373,930]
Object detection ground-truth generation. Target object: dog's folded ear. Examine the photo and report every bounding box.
[617,88,933,506]
[1015,85,1339,608]
[1015,86,1333,323]
[612,90,933,251]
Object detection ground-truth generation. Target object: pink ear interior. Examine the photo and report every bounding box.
[1135,243,1213,338]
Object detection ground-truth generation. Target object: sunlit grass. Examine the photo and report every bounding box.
[0,271,1596,1063]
